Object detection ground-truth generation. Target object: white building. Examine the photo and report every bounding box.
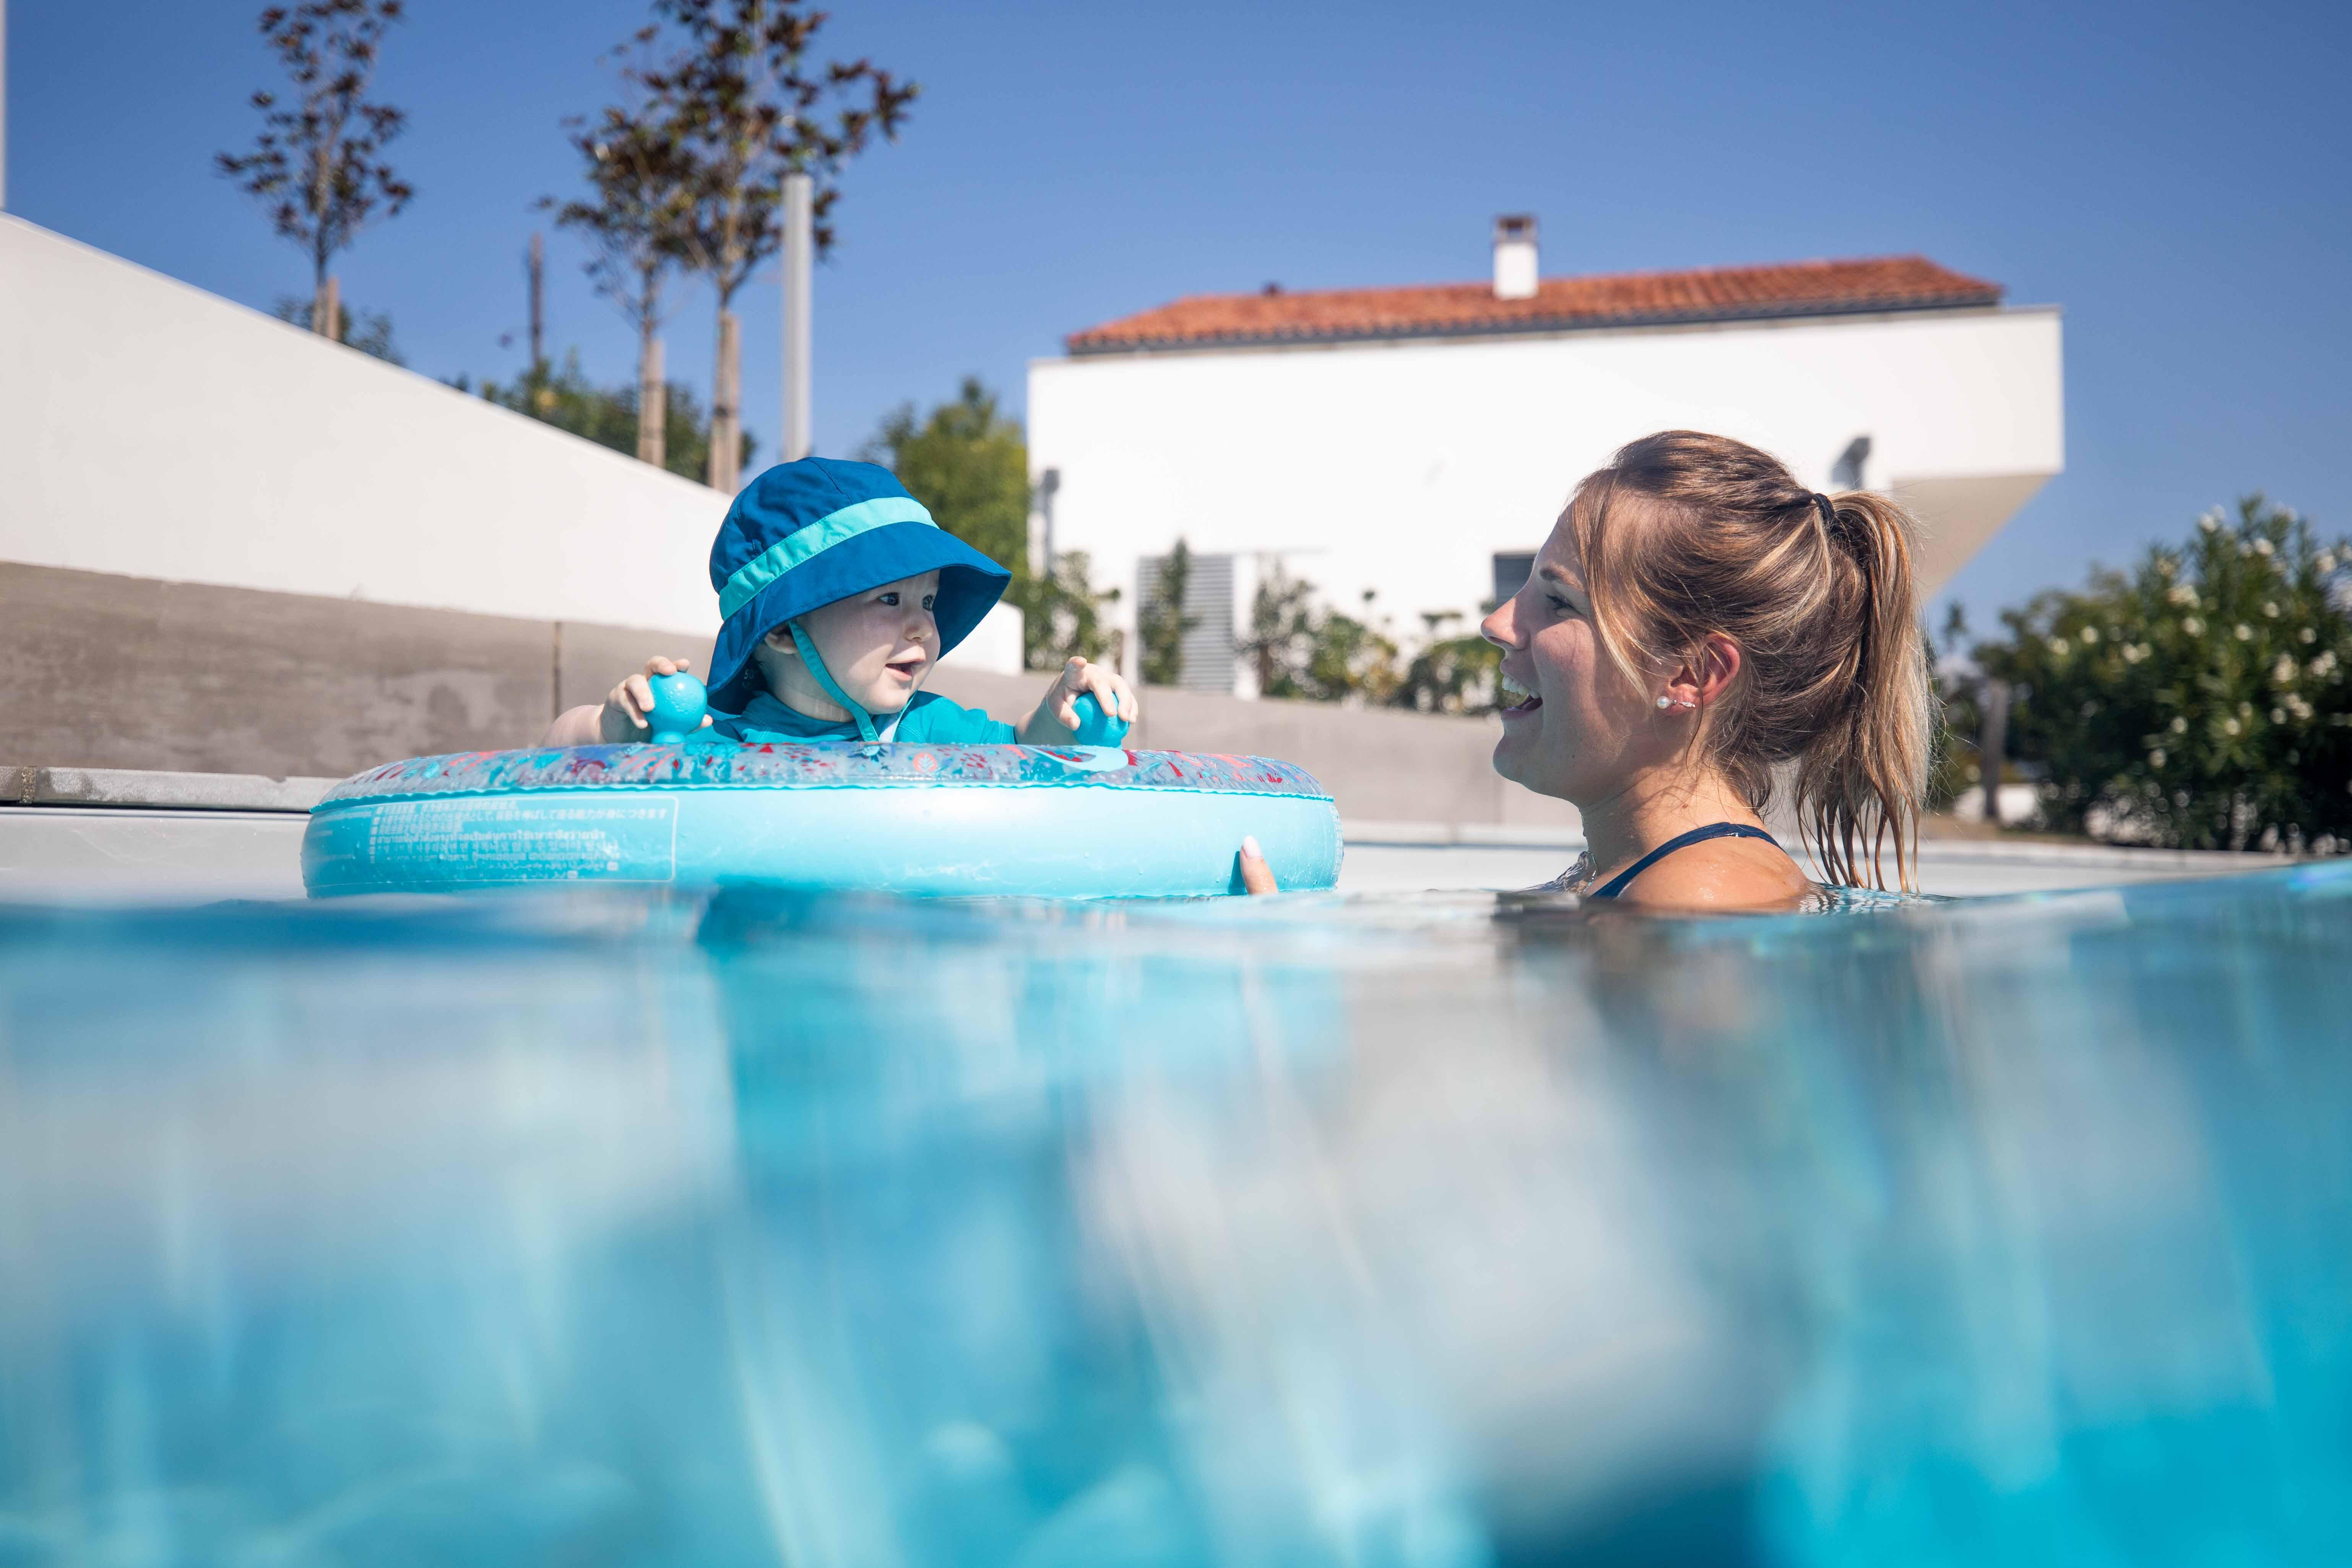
[1027,218,2063,693]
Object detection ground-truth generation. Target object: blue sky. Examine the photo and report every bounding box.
[9,0,2349,630]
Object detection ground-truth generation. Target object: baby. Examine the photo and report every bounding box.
[544,457,1135,747]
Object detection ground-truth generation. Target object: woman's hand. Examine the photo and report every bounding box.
[1018,657,1140,741]
[600,656,713,743]
[1238,835,1278,895]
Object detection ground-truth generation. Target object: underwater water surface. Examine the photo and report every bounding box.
[2,866,2349,1566]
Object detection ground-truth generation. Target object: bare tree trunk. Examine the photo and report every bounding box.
[710,309,741,493]
[310,190,331,336]
[1979,678,2009,826]
[310,133,337,336]
[706,311,721,490]
[528,232,546,371]
[638,333,666,468]
[635,265,666,470]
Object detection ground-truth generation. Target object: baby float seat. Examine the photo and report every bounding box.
[302,678,1342,899]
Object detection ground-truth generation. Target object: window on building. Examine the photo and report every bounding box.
[1492,552,1537,606]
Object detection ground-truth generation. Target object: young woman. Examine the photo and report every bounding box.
[1239,430,1932,908]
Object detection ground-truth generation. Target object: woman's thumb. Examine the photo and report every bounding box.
[1238,836,1279,896]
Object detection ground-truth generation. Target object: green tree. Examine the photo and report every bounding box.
[270,295,403,362]
[1010,551,1122,671]
[546,90,695,471]
[1302,593,1402,705]
[216,0,414,336]
[861,378,1028,567]
[1975,495,2350,851]
[860,379,1119,670]
[1139,541,1200,687]
[1392,609,1501,715]
[1239,565,1315,697]
[1239,564,1405,704]
[1927,601,1985,811]
[459,352,752,483]
[625,0,919,490]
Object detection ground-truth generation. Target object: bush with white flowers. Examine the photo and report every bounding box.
[1975,496,2350,852]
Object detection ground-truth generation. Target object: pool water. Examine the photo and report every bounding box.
[2,865,2348,1566]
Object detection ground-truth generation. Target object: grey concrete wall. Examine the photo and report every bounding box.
[3,561,711,779]
[3,560,1570,828]
[556,621,719,717]
[926,668,1577,830]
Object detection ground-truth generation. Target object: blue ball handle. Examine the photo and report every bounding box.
[645,671,709,744]
[1069,691,1131,747]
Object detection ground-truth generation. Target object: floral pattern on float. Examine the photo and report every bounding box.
[322,743,1334,805]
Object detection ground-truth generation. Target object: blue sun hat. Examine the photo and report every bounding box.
[706,457,1011,732]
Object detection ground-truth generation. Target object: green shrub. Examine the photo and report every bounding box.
[1976,496,2350,851]
[1239,566,1406,705]
[1137,541,1199,687]
[271,296,404,364]
[1392,611,1502,716]
[863,378,1120,671]
[461,353,749,484]
[1005,551,1121,672]
[861,378,1027,571]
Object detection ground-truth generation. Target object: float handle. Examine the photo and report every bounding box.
[646,672,710,744]
[1069,692,1132,747]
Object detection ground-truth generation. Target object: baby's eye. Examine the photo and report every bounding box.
[922,594,937,611]
[878,591,900,606]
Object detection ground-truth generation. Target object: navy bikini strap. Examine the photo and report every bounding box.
[1589,823,1779,900]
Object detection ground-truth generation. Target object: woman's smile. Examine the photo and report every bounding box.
[1498,670,1543,718]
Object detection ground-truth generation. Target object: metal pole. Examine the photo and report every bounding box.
[1979,678,2009,827]
[781,171,813,461]
[1038,467,1060,577]
[1,0,11,212]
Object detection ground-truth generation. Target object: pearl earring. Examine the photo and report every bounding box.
[1654,696,1674,709]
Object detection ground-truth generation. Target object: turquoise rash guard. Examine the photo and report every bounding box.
[709,691,1017,746]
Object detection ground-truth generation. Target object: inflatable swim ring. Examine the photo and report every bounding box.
[302,683,1341,899]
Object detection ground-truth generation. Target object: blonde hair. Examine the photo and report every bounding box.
[1567,431,1933,890]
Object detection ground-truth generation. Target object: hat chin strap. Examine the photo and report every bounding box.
[787,621,923,743]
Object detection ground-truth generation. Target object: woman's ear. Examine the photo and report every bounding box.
[1694,634,1742,704]
[1663,635,1742,709]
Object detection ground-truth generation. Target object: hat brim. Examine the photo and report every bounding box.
[708,522,1012,713]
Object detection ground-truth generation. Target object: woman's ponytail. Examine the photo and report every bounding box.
[1792,491,1931,891]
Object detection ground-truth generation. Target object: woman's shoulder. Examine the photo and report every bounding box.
[1615,834,1816,912]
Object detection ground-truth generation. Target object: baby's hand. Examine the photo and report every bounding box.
[600,656,713,743]
[1041,657,1138,733]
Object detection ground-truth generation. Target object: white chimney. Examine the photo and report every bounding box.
[1491,214,1538,300]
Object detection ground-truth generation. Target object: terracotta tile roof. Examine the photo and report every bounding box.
[1066,254,2003,354]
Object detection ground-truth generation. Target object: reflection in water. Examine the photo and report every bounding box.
[1,866,2348,1565]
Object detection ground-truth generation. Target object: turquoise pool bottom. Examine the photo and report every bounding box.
[2,862,2349,1566]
